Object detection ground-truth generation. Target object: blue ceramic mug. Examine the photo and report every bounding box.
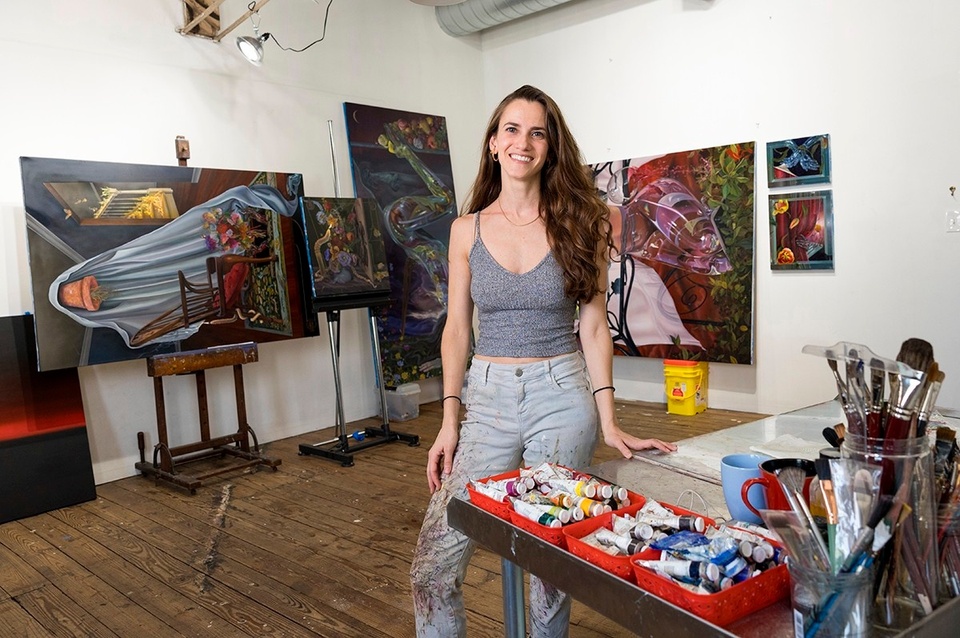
[720,453,771,525]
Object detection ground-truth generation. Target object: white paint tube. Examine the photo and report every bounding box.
[596,528,644,555]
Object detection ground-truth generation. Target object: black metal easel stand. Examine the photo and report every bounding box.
[298,308,419,467]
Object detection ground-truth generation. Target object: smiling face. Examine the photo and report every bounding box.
[489,99,549,184]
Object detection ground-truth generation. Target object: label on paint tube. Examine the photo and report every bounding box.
[596,528,643,555]
[472,481,509,503]
[547,478,597,499]
[633,511,705,533]
[485,477,528,497]
[511,498,562,528]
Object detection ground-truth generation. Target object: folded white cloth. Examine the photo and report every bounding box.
[749,434,824,460]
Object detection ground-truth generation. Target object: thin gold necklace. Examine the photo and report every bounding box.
[497,198,540,227]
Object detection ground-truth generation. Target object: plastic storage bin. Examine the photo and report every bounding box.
[664,359,708,416]
[384,382,420,421]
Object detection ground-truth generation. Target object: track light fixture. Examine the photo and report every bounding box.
[236,0,334,66]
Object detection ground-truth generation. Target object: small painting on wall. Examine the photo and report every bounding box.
[766,134,830,188]
[769,191,834,270]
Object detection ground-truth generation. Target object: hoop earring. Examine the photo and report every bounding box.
[491,151,499,163]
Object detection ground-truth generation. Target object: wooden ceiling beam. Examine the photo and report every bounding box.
[180,0,228,36]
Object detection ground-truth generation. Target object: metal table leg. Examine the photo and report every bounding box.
[501,558,526,638]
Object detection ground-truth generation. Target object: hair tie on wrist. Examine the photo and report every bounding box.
[592,386,615,396]
[442,395,462,405]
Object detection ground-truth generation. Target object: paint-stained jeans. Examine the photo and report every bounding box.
[410,352,599,638]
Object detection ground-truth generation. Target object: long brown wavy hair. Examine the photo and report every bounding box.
[463,85,613,303]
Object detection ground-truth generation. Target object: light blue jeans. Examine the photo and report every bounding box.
[410,352,599,638]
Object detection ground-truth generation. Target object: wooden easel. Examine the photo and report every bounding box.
[136,342,280,493]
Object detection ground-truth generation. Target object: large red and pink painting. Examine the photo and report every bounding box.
[590,143,756,364]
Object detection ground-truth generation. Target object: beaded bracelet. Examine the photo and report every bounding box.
[442,395,462,404]
[592,386,615,396]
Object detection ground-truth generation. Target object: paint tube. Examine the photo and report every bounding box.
[596,528,644,555]
[570,494,609,517]
[510,498,562,528]
[718,520,779,542]
[471,480,509,503]
[538,485,575,509]
[523,462,562,483]
[630,523,656,540]
[518,493,575,523]
[485,477,531,497]
[710,525,776,557]
[521,500,572,524]
[545,478,597,499]
[655,532,748,577]
[585,479,614,500]
[611,513,637,536]
[640,498,675,518]
[633,511,706,533]
[650,530,711,553]
[635,558,720,585]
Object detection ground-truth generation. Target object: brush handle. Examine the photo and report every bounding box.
[782,485,831,569]
[866,410,882,439]
[899,513,934,614]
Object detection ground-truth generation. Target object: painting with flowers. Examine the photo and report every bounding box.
[766,134,830,188]
[299,197,391,311]
[19,157,318,371]
[344,103,458,386]
[591,142,756,364]
[769,191,834,271]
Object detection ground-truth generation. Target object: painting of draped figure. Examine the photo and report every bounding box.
[590,142,756,364]
[344,103,458,386]
[20,157,318,371]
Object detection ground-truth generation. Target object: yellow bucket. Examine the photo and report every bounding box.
[664,359,708,416]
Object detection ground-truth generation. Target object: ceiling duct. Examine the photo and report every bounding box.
[435,0,578,37]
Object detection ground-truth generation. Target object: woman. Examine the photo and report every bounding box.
[410,85,677,637]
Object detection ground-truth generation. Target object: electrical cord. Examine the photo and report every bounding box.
[252,0,335,54]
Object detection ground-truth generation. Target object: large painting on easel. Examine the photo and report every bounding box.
[590,142,756,364]
[343,103,457,386]
[20,157,318,371]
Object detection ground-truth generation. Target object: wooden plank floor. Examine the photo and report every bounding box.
[0,399,765,638]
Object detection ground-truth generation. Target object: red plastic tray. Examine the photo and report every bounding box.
[629,516,790,627]
[564,500,704,582]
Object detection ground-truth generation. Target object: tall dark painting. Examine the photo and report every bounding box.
[20,157,318,370]
[343,104,457,386]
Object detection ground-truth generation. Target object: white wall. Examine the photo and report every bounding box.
[0,0,484,483]
[478,0,960,415]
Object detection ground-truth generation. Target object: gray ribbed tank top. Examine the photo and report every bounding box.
[469,212,577,358]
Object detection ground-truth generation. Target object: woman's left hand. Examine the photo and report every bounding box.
[602,425,677,459]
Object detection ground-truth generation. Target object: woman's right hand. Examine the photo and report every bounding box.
[427,425,459,493]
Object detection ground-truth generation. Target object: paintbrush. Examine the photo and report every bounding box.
[815,457,840,572]
[822,423,845,448]
[884,338,934,443]
[777,465,831,569]
[866,357,887,438]
[836,494,894,574]
[827,358,865,435]
[805,496,901,638]
[916,364,944,438]
[878,340,934,497]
